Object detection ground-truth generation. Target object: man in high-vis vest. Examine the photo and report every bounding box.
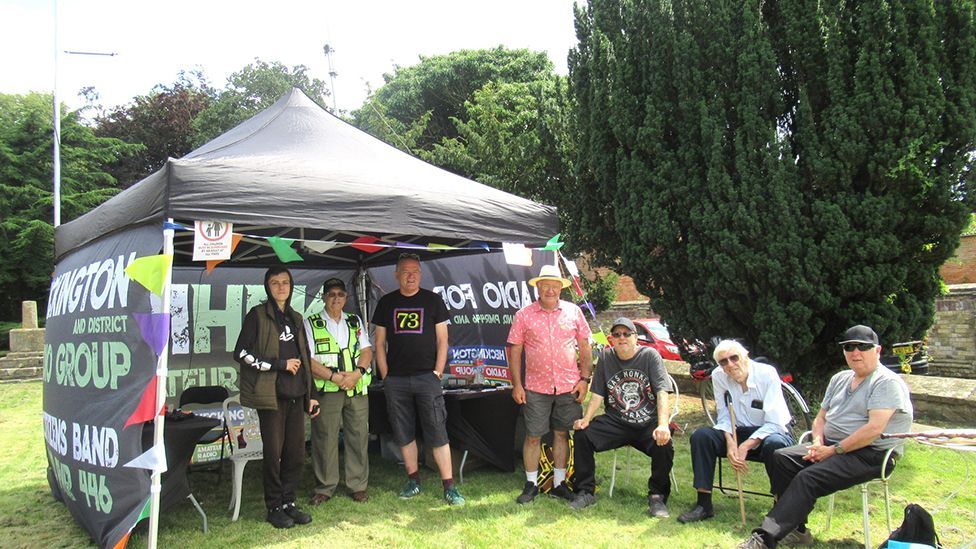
[305,277,373,505]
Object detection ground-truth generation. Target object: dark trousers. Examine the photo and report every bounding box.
[689,426,794,491]
[257,397,306,509]
[758,443,895,542]
[573,415,674,500]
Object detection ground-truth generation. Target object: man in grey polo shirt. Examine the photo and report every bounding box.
[737,325,913,549]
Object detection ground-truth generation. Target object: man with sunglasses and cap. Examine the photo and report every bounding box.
[508,264,593,504]
[737,325,913,549]
[678,339,794,524]
[304,277,373,506]
[568,317,674,515]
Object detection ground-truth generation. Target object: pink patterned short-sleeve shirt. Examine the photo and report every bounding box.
[507,300,592,395]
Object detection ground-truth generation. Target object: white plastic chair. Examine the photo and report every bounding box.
[222,396,264,521]
[609,375,681,497]
[798,431,901,549]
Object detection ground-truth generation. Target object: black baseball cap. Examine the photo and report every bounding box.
[322,277,346,294]
[611,317,637,333]
[838,325,879,345]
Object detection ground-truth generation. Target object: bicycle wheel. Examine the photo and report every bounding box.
[699,379,717,426]
[781,381,812,442]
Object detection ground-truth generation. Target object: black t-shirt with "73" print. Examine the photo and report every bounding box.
[371,288,449,376]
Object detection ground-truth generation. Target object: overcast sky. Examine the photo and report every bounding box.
[1,0,582,114]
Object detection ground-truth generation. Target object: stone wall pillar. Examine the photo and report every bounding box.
[927,284,976,379]
[0,301,45,382]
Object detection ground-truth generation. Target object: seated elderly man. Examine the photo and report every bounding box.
[678,339,794,523]
[568,318,674,516]
[737,325,913,549]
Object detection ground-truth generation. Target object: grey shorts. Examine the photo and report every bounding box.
[384,372,450,448]
[523,390,582,437]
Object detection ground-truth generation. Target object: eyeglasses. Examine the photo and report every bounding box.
[610,331,634,338]
[325,291,347,299]
[718,354,741,367]
[843,342,875,352]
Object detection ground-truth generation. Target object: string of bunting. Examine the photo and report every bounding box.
[558,251,611,349]
[165,221,566,267]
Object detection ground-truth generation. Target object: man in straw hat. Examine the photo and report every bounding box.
[736,325,913,548]
[507,264,593,504]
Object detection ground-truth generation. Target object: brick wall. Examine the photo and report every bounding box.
[928,284,976,379]
[940,234,976,284]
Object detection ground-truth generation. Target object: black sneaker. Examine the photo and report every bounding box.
[516,481,539,504]
[549,481,574,501]
[282,502,312,525]
[267,506,295,529]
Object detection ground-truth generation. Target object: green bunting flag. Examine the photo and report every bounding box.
[543,234,564,251]
[593,331,610,347]
[267,236,303,263]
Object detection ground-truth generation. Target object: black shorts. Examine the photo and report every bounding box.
[384,372,450,448]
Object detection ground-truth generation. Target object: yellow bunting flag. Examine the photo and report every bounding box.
[593,331,610,347]
[125,254,173,296]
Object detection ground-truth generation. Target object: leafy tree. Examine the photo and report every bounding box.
[351,47,555,151]
[192,59,331,145]
[352,48,576,227]
[569,0,976,380]
[95,71,212,186]
[0,93,140,318]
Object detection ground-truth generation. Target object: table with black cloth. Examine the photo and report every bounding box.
[368,384,519,473]
[141,413,221,514]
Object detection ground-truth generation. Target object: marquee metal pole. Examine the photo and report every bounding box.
[147,219,175,549]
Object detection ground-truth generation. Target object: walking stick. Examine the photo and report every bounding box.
[725,391,747,526]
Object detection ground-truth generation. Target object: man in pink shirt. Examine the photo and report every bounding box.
[508,264,593,504]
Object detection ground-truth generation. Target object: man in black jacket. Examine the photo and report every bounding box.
[234,266,320,528]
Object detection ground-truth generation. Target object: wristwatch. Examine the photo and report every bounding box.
[834,443,846,455]
[580,376,592,383]
[357,366,370,375]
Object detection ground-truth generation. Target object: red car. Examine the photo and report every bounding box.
[631,318,683,361]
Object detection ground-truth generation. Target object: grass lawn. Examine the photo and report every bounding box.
[1,381,974,548]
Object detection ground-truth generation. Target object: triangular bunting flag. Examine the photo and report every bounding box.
[132,312,171,357]
[572,276,584,298]
[304,240,337,254]
[123,444,167,472]
[124,254,173,296]
[350,236,382,253]
[464,241,490,252]
[561,255,580,277]
[124,376,163,428]
[395,241,426,250]
[267,236,303,263]
[427,243,451,250]
[207,233,243,273]
[502,242,533,266]
[543,233,564,251]
[584,301,597,319]
[593,331,610,347]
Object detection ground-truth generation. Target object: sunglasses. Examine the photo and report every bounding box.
[398,252,421,261]
[610,331,634,338]
[842,342,875,352]
[718,354,741,367]
[325,291,347,298]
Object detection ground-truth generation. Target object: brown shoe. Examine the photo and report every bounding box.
[309,493,331,506]
[350,490,369,503]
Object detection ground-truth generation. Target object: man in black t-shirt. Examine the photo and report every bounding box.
[372,253,465,506]
[568,318,675,516]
